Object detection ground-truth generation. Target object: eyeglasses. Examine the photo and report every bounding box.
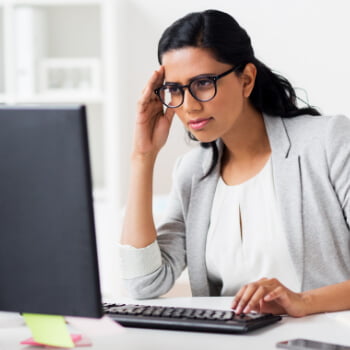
[154,66,240,108]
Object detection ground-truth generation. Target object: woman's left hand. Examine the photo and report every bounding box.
[231,278,308,317]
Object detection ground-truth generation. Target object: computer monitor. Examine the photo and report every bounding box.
[0,105,103,318]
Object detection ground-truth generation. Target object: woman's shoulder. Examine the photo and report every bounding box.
[284,113,350,133]
[323,114,350,142]
[171,141,222,189]
[174,143,213,177]
[282,114,350,149]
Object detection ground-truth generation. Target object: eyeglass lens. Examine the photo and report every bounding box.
[160,77,216,108]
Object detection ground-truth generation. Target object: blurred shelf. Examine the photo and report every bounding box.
[12,93,105,104]
[12,0,103,6]
[0,0,122,304]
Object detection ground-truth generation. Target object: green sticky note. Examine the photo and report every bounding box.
[23,313,74,348]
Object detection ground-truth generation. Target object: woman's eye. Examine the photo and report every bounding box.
[167,86,181,94]
[193,79,213,89]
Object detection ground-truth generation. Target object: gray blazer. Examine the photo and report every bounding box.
[124,114,350,299]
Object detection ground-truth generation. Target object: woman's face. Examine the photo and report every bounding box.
[162,47,256,143]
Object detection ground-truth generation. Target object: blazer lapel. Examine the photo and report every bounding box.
[264,114,304,287]
[186,142,222,296]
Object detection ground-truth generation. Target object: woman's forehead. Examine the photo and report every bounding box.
[162,47,229,83]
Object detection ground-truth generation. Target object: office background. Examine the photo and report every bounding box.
[1,0,349,299]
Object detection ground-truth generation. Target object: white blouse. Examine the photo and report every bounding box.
[205,158,300,295]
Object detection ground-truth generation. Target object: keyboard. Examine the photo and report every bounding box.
[103,302,282,334]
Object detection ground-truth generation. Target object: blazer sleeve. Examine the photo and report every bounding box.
[326,115,350,230]
[121,156,189,299]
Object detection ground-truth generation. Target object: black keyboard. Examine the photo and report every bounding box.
[103,302,282,334]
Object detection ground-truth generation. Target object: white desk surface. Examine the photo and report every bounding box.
[1,297,350,350]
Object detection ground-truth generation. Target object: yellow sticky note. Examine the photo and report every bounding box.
[23,313,74,348]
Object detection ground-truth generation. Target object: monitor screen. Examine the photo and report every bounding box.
[0,105,103,318]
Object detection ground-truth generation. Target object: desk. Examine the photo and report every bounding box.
[1,297,350,350]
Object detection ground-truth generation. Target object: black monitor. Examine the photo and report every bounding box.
[0,105,103,318]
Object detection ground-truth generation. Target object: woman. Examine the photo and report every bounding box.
[119,9,350,317]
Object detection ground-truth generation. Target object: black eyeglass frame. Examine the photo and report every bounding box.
[154,66,240,108]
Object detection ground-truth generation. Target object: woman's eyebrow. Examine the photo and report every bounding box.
[164,80,181,85]
[164,72,216,85]
[191,72,216,79]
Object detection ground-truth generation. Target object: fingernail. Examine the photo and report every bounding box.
[243,306,250,314]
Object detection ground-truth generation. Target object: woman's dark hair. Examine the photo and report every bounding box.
[157,9,320,176]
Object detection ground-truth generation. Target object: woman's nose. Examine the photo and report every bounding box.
[182,89,202,112]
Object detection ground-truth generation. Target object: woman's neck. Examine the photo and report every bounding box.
[221,110,271,163]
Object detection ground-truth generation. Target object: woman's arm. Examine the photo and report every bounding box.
[303,280,350,314]
[121,153,157,248]
[121,66,175,248]
[232,278,350,317]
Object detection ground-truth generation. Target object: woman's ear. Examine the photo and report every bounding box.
[241,63,257,98]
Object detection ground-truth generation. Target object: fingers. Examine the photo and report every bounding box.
[142,66,165,100]
[234,283,267,314]
[231,284,247,310]
[138,67,165,115]
[164,105,176,124]
[242,286,268,314]
[264,285,285,302]
[232,278,306,317]
[232,278,281,314]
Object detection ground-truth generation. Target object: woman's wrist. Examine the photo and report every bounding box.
[299,289,329,316]
[299,291,314,316]
[131,150,158,164]
[299,281,350,316]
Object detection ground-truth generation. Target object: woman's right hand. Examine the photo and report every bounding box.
[132,66,175,159]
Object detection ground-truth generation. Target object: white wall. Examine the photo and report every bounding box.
[117,0,350,205]
[0,7,4,93]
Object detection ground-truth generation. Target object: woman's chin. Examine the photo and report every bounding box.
[191,134,219,143]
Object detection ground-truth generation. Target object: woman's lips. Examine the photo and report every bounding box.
[188,117,213,131]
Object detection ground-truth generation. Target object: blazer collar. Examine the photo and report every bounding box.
[263,114,291,158]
